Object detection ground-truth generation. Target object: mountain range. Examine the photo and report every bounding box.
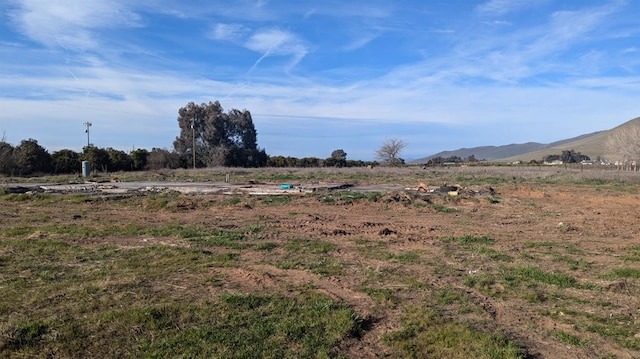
[412,116,640,163]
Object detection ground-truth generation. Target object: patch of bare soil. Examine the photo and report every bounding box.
[10,182,640,358]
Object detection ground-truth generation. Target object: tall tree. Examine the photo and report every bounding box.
[375,138,407,166]
[130,148,149,171]
[104,148,132,172]
[81,146,111,173]
[0,141,15,176]
[14,139,52,176]
[147,148,181,170]
[330,149,347,167]
[173,101,266,167]
[52,149,81,174]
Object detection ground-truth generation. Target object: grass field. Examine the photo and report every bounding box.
[2,165,640,358]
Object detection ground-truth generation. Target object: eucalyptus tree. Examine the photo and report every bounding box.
[173,101,267,167]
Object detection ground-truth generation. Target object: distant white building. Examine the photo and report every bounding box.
[544,160,563,165]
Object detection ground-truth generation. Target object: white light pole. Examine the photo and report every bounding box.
[191,118,196,169]
[83,122,92,147]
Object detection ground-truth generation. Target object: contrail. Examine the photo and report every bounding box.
[67,68,91,97]
[222,45,276,99]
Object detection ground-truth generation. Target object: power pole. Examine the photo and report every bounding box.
[191,118,196,169]
[83,122,92,147]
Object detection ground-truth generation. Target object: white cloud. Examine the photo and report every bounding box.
[211,23,249,42]
[8,0,142,50]
[475,0,541,16]
[342,33,380,51]
[244,28,308,70]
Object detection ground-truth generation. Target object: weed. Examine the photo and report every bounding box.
[486,196,501,204]
[319,196,335,203]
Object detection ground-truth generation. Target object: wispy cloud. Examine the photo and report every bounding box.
[434,1,629,84]
[8,0,142,50]
[475,0,542,16]
[342,33,380,51]
[244,28,308,71]
[210,23,249,42]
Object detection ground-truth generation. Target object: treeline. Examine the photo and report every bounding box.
[266,156,376,168]
[542,149,590,163]
[423,155,481,166]
[0,138,378,177]
[0,138,172,176]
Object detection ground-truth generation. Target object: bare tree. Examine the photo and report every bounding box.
[375,138,407,166]
[606,124,640,170]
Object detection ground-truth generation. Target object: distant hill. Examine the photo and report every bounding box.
[411,116,640,163]
[411,132,604,163]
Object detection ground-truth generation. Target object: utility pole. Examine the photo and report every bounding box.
[83,122,92,147]
[191,118,196,169]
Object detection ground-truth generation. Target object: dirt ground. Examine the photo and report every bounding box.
[5,175,640,358]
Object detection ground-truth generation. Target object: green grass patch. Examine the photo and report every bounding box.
[1,193,52,202]
[507,266,579,289]
[384,305,523,358]
[2,222,264,251]
[386,250,423,264]
[621,245,640,262]
[253,241,277,251]
[553,330,591,347]
[463,273,503,298]
[272,238,343,276]
[443,234,495,245]
[477,246,513,261]
[360,287,401,308]
[143,195,170,210]
[602,267,640,280]
[284,237,336,253]
[431,203,458,213]
[259,195,292,206]
[317,191,382,204]
[0,237,362,357]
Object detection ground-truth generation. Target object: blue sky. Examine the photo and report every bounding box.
[1,0,639,161]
